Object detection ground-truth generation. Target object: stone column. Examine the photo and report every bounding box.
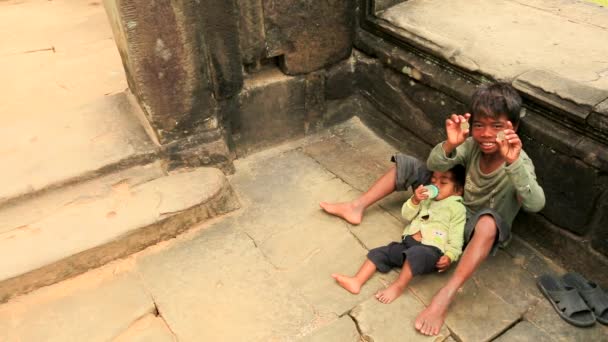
[103,0,243,172]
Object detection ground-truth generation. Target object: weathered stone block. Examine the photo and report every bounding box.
[520,130,602,234]
[234,68,306,156]
[356,54,445,146]
[304,71,326,133]
[263,0,355,75]
[199,0,244,100]
[513,212,608,289]
[589,99,608,140]
[354,30,478,104]
[237,0,266,65]
[103,0,218,144]
[325,56,356,100]
[590,189,608,256]
[513,70,608,125]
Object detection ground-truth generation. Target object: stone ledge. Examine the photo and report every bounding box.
[0,167,239,303]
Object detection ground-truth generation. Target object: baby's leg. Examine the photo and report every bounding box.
[332,259,376,294]
[375,260,414,304]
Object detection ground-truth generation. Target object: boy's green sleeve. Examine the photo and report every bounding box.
[444,203,467,262]
[427,139,470,171]
[401,197,420,222]
[505,152,545,213]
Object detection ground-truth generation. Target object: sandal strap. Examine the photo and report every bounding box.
[548,288,591,317]
[579,287,608,316]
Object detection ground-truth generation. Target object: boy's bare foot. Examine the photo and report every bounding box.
[375,283,405,304]
[331,273,362,294]
[319,201,364,225]
[415,288,451,336]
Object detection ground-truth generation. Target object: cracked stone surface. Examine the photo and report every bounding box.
[2,118,607,341]
[380,0,608,91]
[0,271,154,341]
[351,292,450,341]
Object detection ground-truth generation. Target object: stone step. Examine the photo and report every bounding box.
[0,91,158,209]
[0,163,239,303]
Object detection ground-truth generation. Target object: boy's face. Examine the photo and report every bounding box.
[470,114,516,154]
[430,171,462,200]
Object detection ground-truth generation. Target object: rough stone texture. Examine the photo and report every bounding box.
[351,294,450,341]
[113,314,176,342]
[103,0,218,144]
[230,147,399,316]
[198,0,244,100]
[163,128,235,174]
[513,70,608,124]
[474,250,542,315]
[591,190,608,257]
[526,296,608,342]
[325,56,357,100]
[234,68,306,156]
[409,271,521,341]
[356,55,446,146]
[301,316,360,342]
[493,321,553,342]
[0,167,239,303]
[136,223,316,341]
[305,71,327,134]
[263,0,355,75]
[354,30,478,103]
[238,0,266,65]
[0,272,154,342]
[519,128,603,235]
[512,212,608,289]
[0,91,157,208]
[589,99,608,135]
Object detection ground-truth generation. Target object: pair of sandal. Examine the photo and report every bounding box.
[537,272,608,327]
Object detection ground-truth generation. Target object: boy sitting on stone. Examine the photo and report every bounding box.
[332,165,466,304]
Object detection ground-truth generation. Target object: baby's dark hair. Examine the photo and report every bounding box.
[470,82,522,127]
[448,164,466,192]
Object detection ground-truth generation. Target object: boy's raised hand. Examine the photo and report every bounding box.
[497,121,521,164]
[445,113,471,151]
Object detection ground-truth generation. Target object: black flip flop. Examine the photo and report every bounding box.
[562,272,608,325]
[537,274,595,327]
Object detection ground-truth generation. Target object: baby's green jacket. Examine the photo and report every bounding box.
[402,195,466,262]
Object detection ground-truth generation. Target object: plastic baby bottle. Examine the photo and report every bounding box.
[424,184,439,199]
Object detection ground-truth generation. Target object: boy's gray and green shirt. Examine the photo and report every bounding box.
[427,138,545,227]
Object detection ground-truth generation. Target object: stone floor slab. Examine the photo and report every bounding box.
[113,314,176,342]
[351,291,450,341]
[301,316,360,342]
[0,272,153,342]
[525,297,608,342]
[409,271,521,342]
[493,321,553,342]
[0,167,237,302]
[259,214,395,316]
[135,222,316,341]
[474,250,542,314]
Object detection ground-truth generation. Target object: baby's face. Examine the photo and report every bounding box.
[430,171,461,200]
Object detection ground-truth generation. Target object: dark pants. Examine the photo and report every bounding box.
[367,235,443,276]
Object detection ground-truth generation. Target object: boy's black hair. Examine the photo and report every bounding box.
[470,82,522,127]
[448,164,466,192]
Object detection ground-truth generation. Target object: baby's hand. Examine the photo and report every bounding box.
[412,185,429,205]
[436,255,451,272]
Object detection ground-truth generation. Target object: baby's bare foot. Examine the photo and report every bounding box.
[319,202,363,225]
[331,273,362,294]
[375,283,405,304]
